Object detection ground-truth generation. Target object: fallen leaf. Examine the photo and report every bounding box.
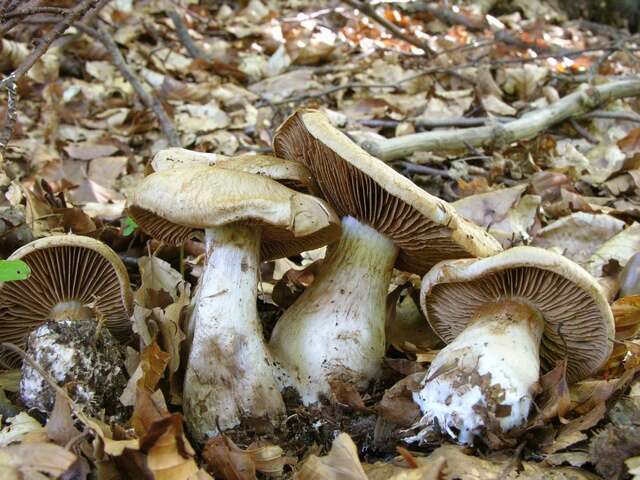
[294,433,367,480]
[0,443,78,477]
[532,212,625,264]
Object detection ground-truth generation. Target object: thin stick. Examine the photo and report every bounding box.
[92,24,181,147]
[342,0,434,55]
[166,9,209,60]
[582,110,640,123]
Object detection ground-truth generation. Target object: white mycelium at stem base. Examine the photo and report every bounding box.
[269,216,399,404]
[182,224,284,442]
[411,300,545,445]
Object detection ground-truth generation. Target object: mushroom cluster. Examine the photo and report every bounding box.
[0,109,616,448]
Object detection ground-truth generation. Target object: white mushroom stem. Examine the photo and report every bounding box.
[410,301,545,445]
[183,224,284,442]
[269,216,399,404]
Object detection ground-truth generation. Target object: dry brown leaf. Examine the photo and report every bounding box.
[532,212,625,264]
[586,223,640,278]
[377,373,423,427]
[202,435,292,479]
[63,143,119,161]
[0,412,46,447]
[141,414,200,480]
[202,436,257,480]
[386,284,441,354]
[329,380,368,412]
[294,433,367,480]
[0,442,78,477]
[46,391,81,446]
[612,295,640,340]
[529,361,570,427]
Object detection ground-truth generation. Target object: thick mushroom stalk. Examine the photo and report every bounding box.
[412,300,545,444]
[183,225,285,441]
[270,216,399,404]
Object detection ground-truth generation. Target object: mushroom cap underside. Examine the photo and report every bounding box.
[273,109,503,275]
[0,235,133,367]
[419,246,615,383]
[127,166,340,260]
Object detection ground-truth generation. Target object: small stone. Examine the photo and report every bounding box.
[20,319,128,419]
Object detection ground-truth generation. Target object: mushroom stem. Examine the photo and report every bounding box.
[411,300,545,444]
[269,216,399,404]
[49,301,93,321]
[183,224,284,442]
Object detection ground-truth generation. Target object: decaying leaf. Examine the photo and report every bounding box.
[532,212,625,264]
[294,433,367,480]
[0,442,79,477]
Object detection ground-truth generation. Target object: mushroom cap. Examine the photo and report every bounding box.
[127,166,341,260]
[273,110,502,274]
[419,246,615,383]
[151,148,314,191]
[0,235,133,367]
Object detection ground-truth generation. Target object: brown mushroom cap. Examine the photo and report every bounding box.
[419,246,615,383]
[0,235,133,367]
[127,166,340,260]
[151,148,314,191]
[273,109,502,275]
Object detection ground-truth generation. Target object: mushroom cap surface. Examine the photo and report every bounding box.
[151,148,314,191]
[127,166,340,260]
[419,246,615,383]
[0,235,133,367]
[273,109,502,274]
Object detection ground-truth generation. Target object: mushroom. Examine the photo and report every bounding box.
[151,148,314,191]
[0,235,132,367]
[127,166,340,441]
[268,110,503,404]
[413,246,614,444]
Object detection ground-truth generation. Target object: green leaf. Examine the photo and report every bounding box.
[122,216,138,236]
[0,260,31,282]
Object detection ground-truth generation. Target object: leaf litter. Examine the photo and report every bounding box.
[0,0,640,478]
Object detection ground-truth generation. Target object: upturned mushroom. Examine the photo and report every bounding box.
[269,110,503,404]
[127,166,340,441]
[151,148,314,191]
[0,235,132,367]
[413,246,614,444]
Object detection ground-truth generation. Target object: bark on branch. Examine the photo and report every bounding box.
[361,80,640,161]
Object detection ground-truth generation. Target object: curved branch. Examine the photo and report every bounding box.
[362,80,640,161]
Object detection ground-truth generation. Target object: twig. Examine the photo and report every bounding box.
[260,44,635,107]
[398,161,453,178]
[582,110,640,123]
[342,0,434,55]
[569,118,598,144]
[92,24,181,147]
[362,79,640,160]
[166,9,209,60]
[401,3,487,32]
[0,0,100,153]
[2,6,66,19]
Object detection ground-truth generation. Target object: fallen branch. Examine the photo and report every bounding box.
[361,79,640,161]
[341,0,434,55]
[91,24,181,147]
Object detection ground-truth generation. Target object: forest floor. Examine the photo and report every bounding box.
[1,0,640,478]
